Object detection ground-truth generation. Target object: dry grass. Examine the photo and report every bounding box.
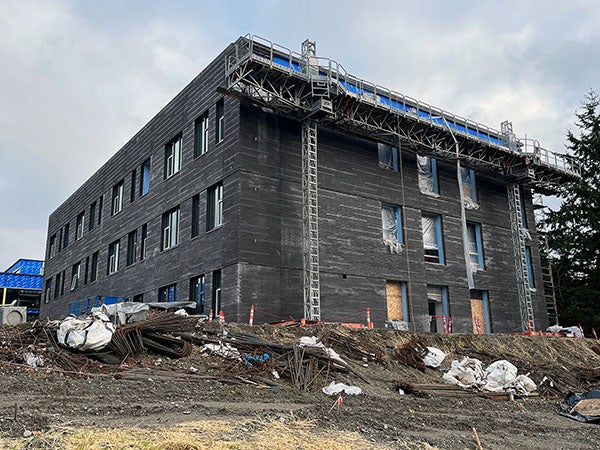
[0,418,427,450]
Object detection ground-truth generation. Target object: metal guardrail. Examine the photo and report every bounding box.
[229,34,582,179]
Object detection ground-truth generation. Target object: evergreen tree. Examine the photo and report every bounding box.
[545,91,600,332]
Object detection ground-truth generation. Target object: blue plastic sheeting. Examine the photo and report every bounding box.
[255,48,505,148]
[67,295,126,316]
[5,259,43,275]
[271,55,301,72]
[0,273,43,290]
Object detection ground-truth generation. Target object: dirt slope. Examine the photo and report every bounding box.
[1,321,600,449]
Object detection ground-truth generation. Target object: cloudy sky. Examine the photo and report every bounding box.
[0,0,598,270]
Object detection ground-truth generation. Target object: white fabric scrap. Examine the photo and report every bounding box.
[322,381,362,396]
[299,336,347,366]
[22,352,44,368]
[202,342,240,360]
[423,347,446,368]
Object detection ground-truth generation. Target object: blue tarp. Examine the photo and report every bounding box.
[5,259,43,276]
[0,273,43,290]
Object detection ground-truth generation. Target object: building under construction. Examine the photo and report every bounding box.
[40,36,579,333]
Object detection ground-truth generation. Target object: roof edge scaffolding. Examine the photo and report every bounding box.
[224,34,581,193]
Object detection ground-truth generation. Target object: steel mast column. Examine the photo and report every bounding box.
[301,39,321,321]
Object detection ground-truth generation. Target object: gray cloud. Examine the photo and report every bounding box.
[0,0,597,269]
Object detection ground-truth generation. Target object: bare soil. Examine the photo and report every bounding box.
[1,322,600,449]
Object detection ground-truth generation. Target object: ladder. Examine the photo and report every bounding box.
[507,181,535,331]
[542,260,559,326]
[302,120,320,321]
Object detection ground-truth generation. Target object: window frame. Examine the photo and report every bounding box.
[164,134,182,179]
[48,235,56,259]
[140,223,147,261]
[130,168,137,203]
[140,158,151,196]
[212,269,222,313]
[421,212,445,264]
[89,201,96,231]
[466,221,485,270]
[194,112,209,158]
[215,99,224,144]
[107,240,120,275]
[417,156,439,195]
[378,143,399,171]
[161,206,180,251]
[206,183,223,231]
[76,211,85,240]
[126,229,138,267]
[190,274,206,314]
[70,262,81,291]
[381,203,403,244]
[191,194,200,238]
[111,180,124,216]
[90,251,99,283]
[158,283,177,303]
[63,223,70,249]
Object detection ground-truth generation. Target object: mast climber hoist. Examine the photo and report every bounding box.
[224,35,581,331]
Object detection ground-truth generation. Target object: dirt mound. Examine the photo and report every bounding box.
[1,318,600,449]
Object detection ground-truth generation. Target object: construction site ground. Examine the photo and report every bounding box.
[1,322,600,449]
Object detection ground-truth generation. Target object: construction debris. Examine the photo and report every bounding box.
[322,381,362,396]
[559,390,600,423]
[56,312,115,351]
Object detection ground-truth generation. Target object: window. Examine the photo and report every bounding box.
[161,207,180,251]
[191,194,200,238]
[107,240,120,275]
[216,99,224,144]
[460,167,478,209]
[130,169,137,203]
[470,290,491,334]
[158,283,177,302]
[54,273,61,299]
[525,245,535,289]
[76,212,85,240]
[44,278,52,303]
[378,144,398,171]
[111,180,124,215]
[140,158,150,196]
[422,213,444,264]
[133,293,144,303]
[386,280,408,322]
[70,262,81,290]
[190,275,206,314]
[98,195,103,225]
[212,269,222,314]
[194,112,209,158]
[164,134,182,179]
[63,223,70,249]
[48,235,56,259]
[417,156,439,195]
[126,229,138,266]
[206,183,223,231]
[140,223,147,261]
[84,256,89,285]
[427,285,450,333]
[89,201,96,231]
[382,203,402,253]
[60,270,65,296]
[466,222,484,270]
[90,251,98,282]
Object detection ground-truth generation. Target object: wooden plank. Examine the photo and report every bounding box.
[571,399,600,416]
[386,281,403,321]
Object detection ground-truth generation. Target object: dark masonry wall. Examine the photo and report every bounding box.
[41,45,245,320]
[41,41,548,334]
[236,104,548,333]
